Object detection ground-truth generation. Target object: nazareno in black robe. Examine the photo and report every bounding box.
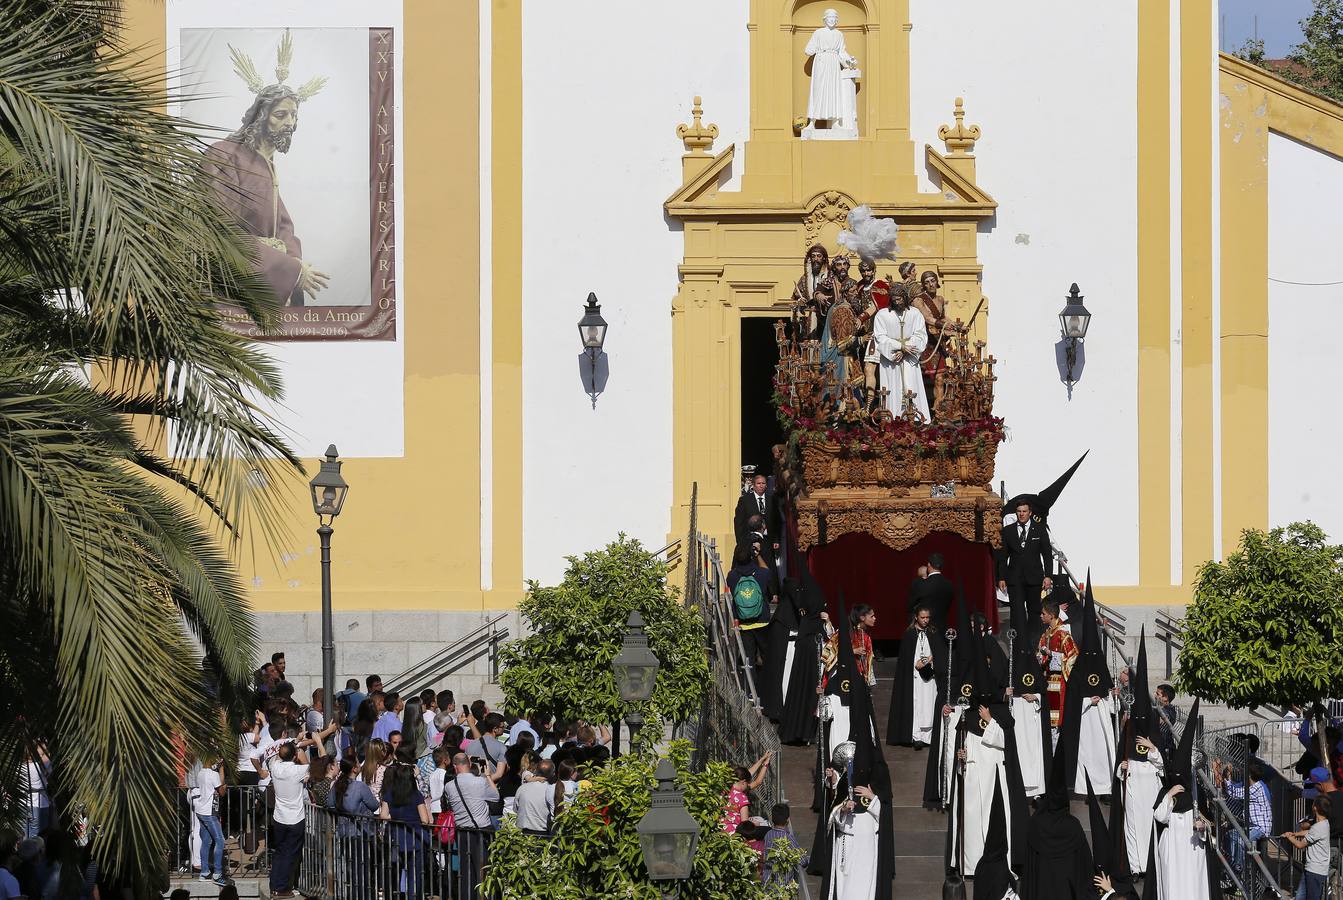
[886,623,947,746]
[760,576,804,721]
[778,574,828,746]
[1024,740,1094,900]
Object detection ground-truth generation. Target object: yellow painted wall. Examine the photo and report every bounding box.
[123,0,526,613]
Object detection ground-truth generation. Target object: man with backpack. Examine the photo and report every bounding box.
[728,542,776,673]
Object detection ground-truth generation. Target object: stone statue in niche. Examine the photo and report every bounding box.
[802,8,860,140]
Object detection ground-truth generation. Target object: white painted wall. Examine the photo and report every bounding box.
[167,0,406,460]
[909,1,1141,584]
[520,1,751,583]
[1267,133,1343,540]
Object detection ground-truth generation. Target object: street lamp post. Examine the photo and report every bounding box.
[308,445,349,728]
[637,758,701,899]
[611,610,660,749]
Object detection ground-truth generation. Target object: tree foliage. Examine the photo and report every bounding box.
[481,741,802,900]
[0,0,300,891]
[1178,522,1343,709]
[1287,0,1343,103]
[499,536,709,734]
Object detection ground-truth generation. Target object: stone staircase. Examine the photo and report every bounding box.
[163,876,262,897]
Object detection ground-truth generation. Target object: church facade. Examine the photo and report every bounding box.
[128,0,1343,681]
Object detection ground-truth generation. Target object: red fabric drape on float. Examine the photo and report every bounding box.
[804,530,996,642]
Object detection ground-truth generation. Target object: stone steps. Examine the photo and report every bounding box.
[163,876,262,897]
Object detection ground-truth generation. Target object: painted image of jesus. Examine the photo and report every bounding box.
[200,33,329,306]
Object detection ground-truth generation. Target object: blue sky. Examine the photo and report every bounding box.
[1219,0,1313,57]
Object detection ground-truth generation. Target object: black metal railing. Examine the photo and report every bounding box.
[680,483,785,814]
[170,784,271,878]
[384,615,511,697]
[298,800,495,900]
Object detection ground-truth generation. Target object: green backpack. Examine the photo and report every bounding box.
[732,574,764,621]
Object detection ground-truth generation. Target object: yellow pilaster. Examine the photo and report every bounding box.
[1180,0,1216,585]
[1135,0,1173,588]
[490,0,525,604]
[1217,70,1269,554]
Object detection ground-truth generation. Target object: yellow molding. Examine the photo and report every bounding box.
[924,145,996,206]
[666,145,736,206]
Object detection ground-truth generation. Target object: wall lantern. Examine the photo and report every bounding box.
[1058,283,1091,387]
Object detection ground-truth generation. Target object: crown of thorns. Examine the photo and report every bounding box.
[229,28,327,102]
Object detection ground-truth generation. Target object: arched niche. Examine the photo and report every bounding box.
[790,0,869,134]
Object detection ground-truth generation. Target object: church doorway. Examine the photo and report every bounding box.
[740,316,785,477]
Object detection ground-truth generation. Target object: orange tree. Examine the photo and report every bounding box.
[1178,522,1343,709]
[481,741,803,899]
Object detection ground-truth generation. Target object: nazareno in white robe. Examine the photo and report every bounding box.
[912,631,938,744]
[1073,695,1116,796]
[1153,793,1210,900]
[872,305,930,421]
[829,795,881,900]
[949,717,1013,875]
[804,26,853,122]
[1120,749,1164,874]
[1010,696,1045,798]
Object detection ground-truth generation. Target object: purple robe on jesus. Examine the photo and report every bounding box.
[201,139,305,305]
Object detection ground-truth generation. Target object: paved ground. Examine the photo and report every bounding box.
[781,673,954,900]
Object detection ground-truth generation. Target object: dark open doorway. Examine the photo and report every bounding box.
[741,317,785,477]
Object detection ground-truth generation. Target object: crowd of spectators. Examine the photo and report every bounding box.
[169,652,619,897]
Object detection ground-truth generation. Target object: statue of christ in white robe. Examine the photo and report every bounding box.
[872,301,930,421]
[804,10,857,125]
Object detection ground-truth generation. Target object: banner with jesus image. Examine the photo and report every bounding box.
[180,26,397,340]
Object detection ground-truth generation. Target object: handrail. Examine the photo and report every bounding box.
[384,613,510,696]
[1050,543,1132,669]
[1196,766,1291,899]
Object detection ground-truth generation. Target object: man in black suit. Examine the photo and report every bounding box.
[734,474,781,551]
[907,552,954,629]
[997,498,1053,634]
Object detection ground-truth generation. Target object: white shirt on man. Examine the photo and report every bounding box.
[270,759,310,825]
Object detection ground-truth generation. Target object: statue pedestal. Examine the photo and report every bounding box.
[801,124,858,141]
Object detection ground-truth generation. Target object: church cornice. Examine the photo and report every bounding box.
[923,145,996,207]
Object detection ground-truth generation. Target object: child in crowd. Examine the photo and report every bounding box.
[1283,795,1332,900]
[760,802,809,887]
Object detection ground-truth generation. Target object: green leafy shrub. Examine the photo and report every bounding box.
[1178,522,1343,708]
[481,741,801,899]
[498,536,709,733]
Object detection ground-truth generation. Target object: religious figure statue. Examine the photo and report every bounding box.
[872,282,930,421]
[855,259,887,407]
[803,9,860,139]
[202,31,329,306]
[791,244,834,339]
[912,270,949,415]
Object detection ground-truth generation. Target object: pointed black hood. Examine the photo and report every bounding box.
[1087,773,1132,885]
[949,584,976,707]
[1011,627,1046,697]
[970,618,1000,708]
[1043,725,1070,812]
[1069,574,1113,695]
[825,591,857,699]
[1127,626,1154,760]
[974,779,1014,900]
[1004,451,1088,521]
[1164,697,1200,813]
[839,593,875,787]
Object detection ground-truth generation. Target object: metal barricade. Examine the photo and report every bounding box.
[170,783,270,878]
[297,799,493,900]
[678,484,785,814]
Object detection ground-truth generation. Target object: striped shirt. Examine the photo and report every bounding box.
[1226,778,1273,831]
